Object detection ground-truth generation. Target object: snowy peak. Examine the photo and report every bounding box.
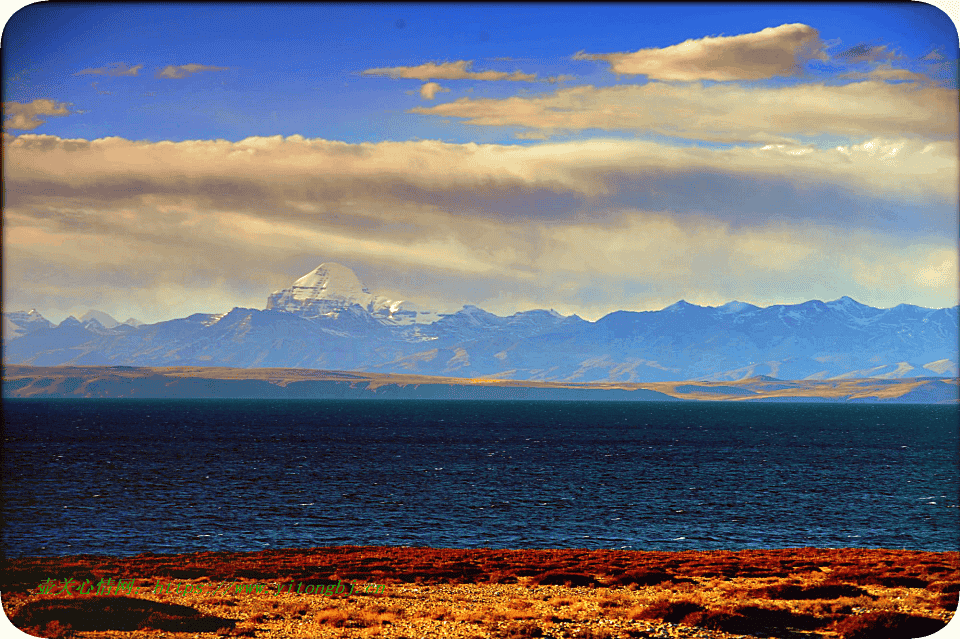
[266,262,437,325]
[267,262,375,317]
[290,263,373,305]
[446,305,503,327]
[663,300,704,313]
[3,309,54,339]
[80,310,120,329]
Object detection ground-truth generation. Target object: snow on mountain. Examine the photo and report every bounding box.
[2,309,53,339]
[268,263,375,311]
[82,317,105,330]
[80,310,120,328]
[716,300,758,315]
[4,267,957,383]
[663,300,699,312]
[265,262,437,325]
[372,300,442,326]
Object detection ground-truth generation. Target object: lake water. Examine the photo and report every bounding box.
[2,399,957,557]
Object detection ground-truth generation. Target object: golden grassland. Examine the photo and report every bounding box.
[3,546,957,638]
[3,364,957,402]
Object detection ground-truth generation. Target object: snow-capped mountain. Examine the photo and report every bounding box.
[2,309,53,340]
[266,263,439,325]
[79,310,121,329]
[3,266,957,383]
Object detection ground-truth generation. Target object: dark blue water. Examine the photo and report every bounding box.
[2,399,957,557]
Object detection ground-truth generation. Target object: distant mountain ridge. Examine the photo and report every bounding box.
[3,263,957,382]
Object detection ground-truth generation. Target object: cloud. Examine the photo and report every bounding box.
[409,80,957,143]
[4,133,955,228]
[2,99,72,130]
[156,63,229,79]
[835,43,895,64]
[573,23,826,81]
[914,249,959,288]
[3,133,956,321]
[420,82,449,100]
[74,62,143,76]
[361,60,536,81]
[861,63,931,83]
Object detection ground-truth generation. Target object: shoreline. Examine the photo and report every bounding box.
[3,545,957,638]
[5,364,957,403]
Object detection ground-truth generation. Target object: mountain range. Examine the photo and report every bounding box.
[3,263,957,382]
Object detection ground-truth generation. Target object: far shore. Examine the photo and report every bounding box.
[4,364,958,403]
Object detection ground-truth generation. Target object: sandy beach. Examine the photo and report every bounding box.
[3,546,957,638]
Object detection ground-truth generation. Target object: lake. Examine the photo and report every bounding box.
[2,399,957,557]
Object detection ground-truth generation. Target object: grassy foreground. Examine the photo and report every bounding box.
[2,546,957,638]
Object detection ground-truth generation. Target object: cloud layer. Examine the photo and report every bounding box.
[4,132,956,322]
[574,23,827,81]
[411,79,956,143]
[3,17,956,323]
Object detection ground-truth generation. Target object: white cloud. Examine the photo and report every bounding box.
[420,82,449,100]
[410,80,958,143]
[156,63,229,79]
[574,23,826,81]
[74,62,143,77]
[914,249,960,288]
[362,60,536,81]
[2,99,72,130]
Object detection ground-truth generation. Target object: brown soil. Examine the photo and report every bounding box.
[2,546,957,638]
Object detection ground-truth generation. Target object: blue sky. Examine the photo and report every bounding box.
[2,2,959,323]
[4,3,958,143]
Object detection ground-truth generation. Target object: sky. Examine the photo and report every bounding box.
[2,2,959,324]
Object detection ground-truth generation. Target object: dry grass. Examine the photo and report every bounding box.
[529,571,599,587]
[424,604,455,620]
[629,597,705,623]
[596,591,631,609]
[833,610,947,638]
[501,620,544,638]
[2,546,957,638]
